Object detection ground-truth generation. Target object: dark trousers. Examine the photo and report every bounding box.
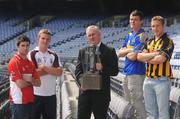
[77,91,110,119]
[32,95,56,119]
[173,97,180,119]
[11,103,33,119]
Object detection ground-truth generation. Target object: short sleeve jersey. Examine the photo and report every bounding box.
[8,53,39,104]
[28,47,60,96]
[144,33,174,78]
[121,29,147,75]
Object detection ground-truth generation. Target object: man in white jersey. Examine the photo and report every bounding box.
[28,29,63,119]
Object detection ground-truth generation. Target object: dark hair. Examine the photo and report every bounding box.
[130,9,144,20]
[16,35,30,47]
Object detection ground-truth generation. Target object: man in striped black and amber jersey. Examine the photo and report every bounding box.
[138,16,174,119]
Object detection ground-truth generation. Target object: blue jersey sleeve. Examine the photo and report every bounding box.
[133,32,148,53]
[121,35,129,48]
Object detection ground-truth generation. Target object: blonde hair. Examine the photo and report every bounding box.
[151,16,165,25]
[38,29,52,38]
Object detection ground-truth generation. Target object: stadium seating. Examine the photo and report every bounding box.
[1,14,180,119]
[0,66,10,119]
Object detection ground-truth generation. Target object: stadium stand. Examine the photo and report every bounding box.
[0,16,27,45]
[0,66,10,119]
[0,12,180,119]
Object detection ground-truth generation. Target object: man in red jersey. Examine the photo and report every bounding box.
[8,35,41,119]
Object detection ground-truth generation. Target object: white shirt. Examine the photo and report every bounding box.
[28,47,60,96]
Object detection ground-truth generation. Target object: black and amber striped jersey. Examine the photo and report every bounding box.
[144,33,174,79]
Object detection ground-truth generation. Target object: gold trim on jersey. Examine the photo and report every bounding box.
[146,35,173,79]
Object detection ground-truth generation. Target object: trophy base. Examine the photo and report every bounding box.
[80,72,102,90]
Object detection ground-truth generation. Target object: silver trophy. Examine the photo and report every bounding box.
[80,45,102,90]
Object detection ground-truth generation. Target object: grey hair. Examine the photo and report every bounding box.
[86,25,101,34]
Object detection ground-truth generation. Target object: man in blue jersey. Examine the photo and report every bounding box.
[118,10,147,119]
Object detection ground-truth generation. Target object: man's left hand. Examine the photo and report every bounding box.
[96,63,103,71]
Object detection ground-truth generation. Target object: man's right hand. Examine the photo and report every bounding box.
[37,65,47,76]
[80,86,88,91]
[118,47,133,57]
